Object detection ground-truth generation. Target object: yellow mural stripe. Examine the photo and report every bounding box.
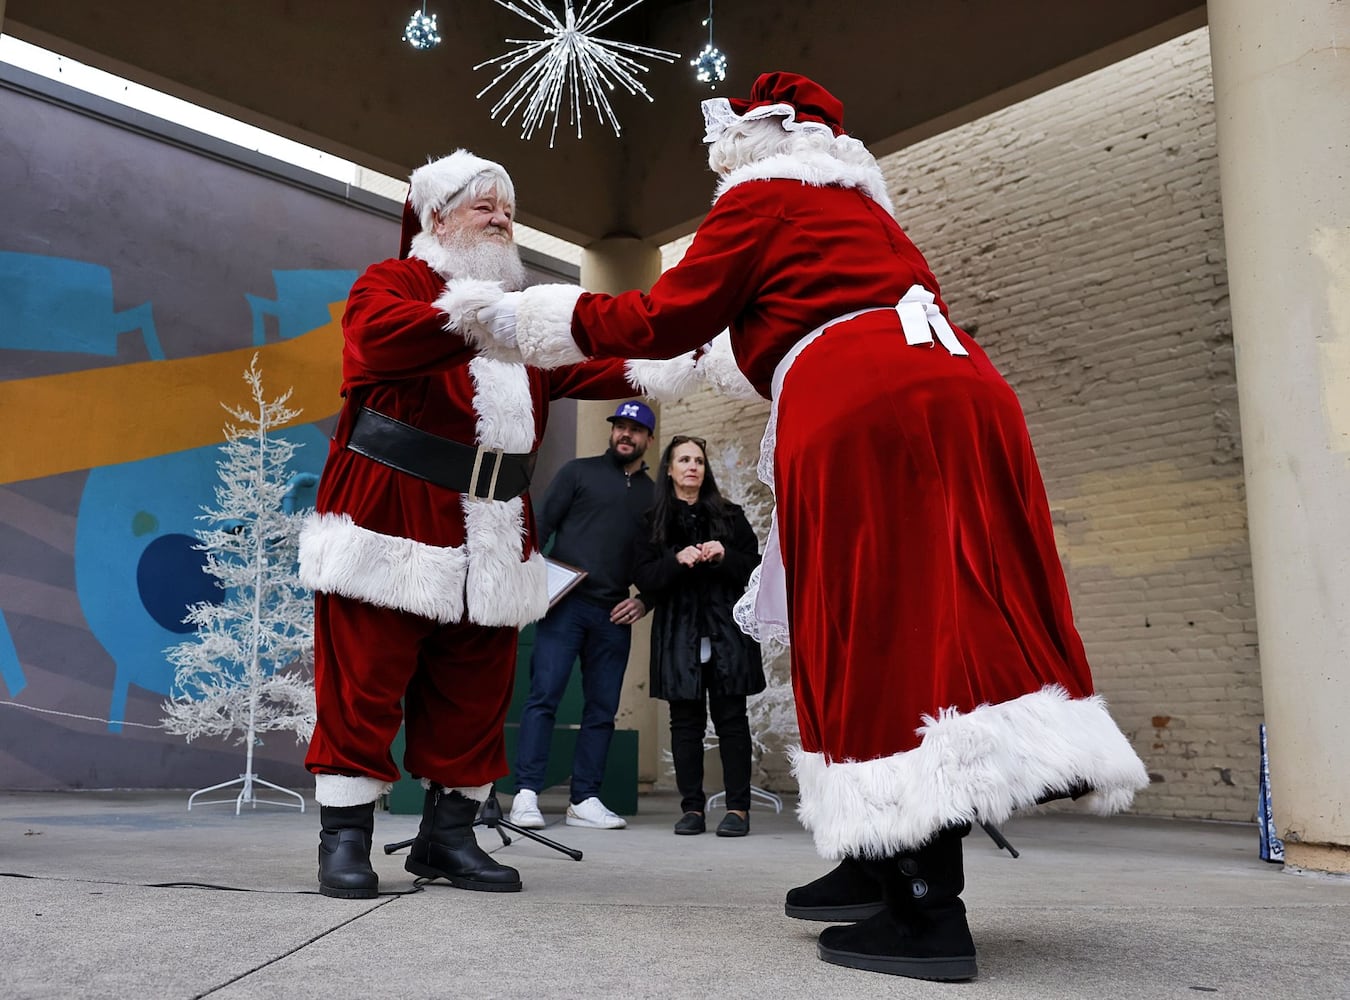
[1,303,345,484]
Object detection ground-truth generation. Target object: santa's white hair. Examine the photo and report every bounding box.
[432,173,514,227]
[708,117,880,178]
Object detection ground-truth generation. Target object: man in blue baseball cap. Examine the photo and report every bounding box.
[508,402,656,830]
[607,399,656,434]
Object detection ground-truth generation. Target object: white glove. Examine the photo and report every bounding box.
[477,292,521,350]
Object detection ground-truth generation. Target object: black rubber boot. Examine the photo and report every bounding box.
[404,787,522,892]
[784,857,885,921]
[817,825,977,981]
[318,803,379,899]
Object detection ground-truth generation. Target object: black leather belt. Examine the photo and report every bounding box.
[346,406,536,501]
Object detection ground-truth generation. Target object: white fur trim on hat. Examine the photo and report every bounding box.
[793,684,1150,859]
[697,331,763,400]
[410,150,514,231]
[515,283,588,368]
[714,147,894,217]
[314,774,390,807]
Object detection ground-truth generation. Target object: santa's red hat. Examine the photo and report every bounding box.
[702,72,846,144]
[399,149,514,258]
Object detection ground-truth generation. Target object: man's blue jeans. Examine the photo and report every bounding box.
[514,594,632,803]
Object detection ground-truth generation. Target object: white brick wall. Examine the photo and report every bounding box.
[659,28,1261,822]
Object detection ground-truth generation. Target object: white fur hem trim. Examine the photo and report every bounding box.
[300,511,549,628]
[299,512,467,624]
[698,331,764,400]
[715,149,894,216]
[315,774,390,807]
[463,497,550,626]
[792,685,1150,859]
[624,352,700,402]
[516,284,587,368]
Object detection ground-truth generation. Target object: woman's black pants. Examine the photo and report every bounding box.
[668,690,752,813]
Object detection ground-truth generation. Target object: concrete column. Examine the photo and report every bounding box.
[578,235,665,791]
[1208,0,1350,872]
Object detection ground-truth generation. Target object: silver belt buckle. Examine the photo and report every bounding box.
[469,445,506,500]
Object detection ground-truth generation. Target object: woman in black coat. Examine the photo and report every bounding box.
[632,435,765,837]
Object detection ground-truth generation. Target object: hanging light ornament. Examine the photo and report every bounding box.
[403,2,443,50]
[690,0,726,88]
[475,1,678,146]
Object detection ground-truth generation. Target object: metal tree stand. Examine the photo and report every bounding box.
[185,689,305,814]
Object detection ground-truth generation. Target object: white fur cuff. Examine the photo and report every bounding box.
[434,279,522,363]
[516,284,587,368]
[698,331,764,400]
[315,773,391,807]
[625,352,701,402]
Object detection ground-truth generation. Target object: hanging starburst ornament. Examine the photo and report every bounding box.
[691,0,726,88]
[403,2,442,50]
[476,1,678,146]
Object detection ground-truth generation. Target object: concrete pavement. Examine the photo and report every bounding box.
[2,789,1347,999]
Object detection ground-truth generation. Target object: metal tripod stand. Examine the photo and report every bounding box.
[383,787,583,861]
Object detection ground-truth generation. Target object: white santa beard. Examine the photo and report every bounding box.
[434,227,528,291]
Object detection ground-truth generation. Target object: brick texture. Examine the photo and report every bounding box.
[657,29,1261,822]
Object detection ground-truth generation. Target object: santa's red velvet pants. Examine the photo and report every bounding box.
[306,592,517,791]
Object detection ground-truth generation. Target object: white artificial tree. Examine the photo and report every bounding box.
[163,354,316,813]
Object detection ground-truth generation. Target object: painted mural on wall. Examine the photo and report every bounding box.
[0,72,394,789]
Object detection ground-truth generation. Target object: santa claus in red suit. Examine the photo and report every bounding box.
[298,150,643,900]
[448,75,1150,980]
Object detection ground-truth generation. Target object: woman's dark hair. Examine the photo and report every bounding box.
[649,435,735,545]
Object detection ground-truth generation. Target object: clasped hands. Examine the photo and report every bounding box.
[676,541,726,568]
[476,292,521,351]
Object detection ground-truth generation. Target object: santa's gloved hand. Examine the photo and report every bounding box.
[477,293,521,351]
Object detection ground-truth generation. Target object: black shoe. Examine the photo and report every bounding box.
[318,803,379,899]
[405,787,522,893]
[817,905,977,981]
[715,812,749,837]
[817,827,977,981]
[784,857,885,922]
[673,811,706,835]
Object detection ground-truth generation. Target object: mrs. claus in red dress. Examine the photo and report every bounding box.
[447,74,1149,981]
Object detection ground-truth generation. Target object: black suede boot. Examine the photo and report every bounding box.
[817,825,977,981]
[404,787,522,892]
[318,803,379,899]
[784,857,885,921]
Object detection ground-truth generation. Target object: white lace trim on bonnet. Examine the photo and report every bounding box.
[701,97,838,144]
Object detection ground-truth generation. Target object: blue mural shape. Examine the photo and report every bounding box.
[0,251,163,358]
[75,427,328,731]
[247,269,357,344]
[0,614,24,697]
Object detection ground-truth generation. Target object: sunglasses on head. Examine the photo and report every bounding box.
[670,435,707,449]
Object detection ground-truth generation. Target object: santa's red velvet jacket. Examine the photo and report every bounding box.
[298,233,640,629]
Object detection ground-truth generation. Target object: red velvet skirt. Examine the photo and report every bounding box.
[774,313,1095,765]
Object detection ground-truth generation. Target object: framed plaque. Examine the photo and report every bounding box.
[544,557,588,610]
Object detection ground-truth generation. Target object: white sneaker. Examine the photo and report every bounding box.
[508,789,545,829]
[565,797,627,829]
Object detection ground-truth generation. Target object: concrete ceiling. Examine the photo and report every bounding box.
[4,0,1206,245]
